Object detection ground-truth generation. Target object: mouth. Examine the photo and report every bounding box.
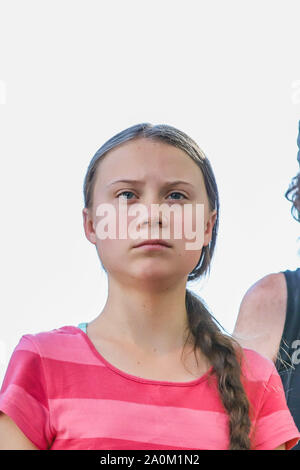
[133,240,172,248]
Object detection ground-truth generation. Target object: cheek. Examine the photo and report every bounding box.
[171,203,206,250]
[173,204,205,272]
[96,238,128,273]
[178,245,203,274]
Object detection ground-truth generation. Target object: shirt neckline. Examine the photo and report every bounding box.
[72,325,214,387]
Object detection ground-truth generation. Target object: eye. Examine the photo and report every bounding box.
[116,191,136,200]
[167,192,187,201]
[116,191,187,201]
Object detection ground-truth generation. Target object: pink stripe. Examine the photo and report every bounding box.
[0,383,53,448]
[18,330,105,366]
[252,409,300,449]
[1,350,49,408]
[49,398,229,449]
[241,348,274,382]
[51,437,198,450]
[0,383,49,417]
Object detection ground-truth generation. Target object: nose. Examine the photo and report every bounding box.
[127,197,176,245]
[140,209,163,228]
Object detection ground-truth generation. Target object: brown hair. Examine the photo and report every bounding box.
[83,122,252,449]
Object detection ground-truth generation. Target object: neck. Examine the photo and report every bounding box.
[89,276,192,354]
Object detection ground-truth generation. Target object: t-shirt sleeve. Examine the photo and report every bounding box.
[251,362,300,450]
[0,334,54,449]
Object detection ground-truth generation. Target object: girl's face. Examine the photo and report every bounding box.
[83,138,217,287]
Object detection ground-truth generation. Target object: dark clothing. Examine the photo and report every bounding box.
[275,268,300,450]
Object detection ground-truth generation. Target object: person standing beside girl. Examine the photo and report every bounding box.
[234,120,300,450]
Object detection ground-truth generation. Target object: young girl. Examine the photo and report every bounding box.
[0,123,299,450]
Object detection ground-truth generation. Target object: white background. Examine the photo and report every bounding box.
[1,0,300,384]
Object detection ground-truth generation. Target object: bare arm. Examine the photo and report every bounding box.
[233,273,287,363]
[0,412,39,450]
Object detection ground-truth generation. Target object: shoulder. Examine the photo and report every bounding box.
[237,272,287,327]
[12,325,101,367]
[233,272,287,362]
[15,325,82,357]
[239,347,276,383]
[239,272,287,308]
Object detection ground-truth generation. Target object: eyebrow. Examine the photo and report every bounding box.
[106,179,195,188]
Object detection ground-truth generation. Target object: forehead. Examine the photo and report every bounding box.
[94,137,205,187]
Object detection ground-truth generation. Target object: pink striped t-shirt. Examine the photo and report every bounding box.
[0,325,299,450]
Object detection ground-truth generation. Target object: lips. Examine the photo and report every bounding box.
[134,240,171,248]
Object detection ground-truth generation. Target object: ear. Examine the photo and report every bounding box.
[203,210,217,247]
[82,207,97,245]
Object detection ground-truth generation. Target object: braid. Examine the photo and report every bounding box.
[185,289,253,450]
